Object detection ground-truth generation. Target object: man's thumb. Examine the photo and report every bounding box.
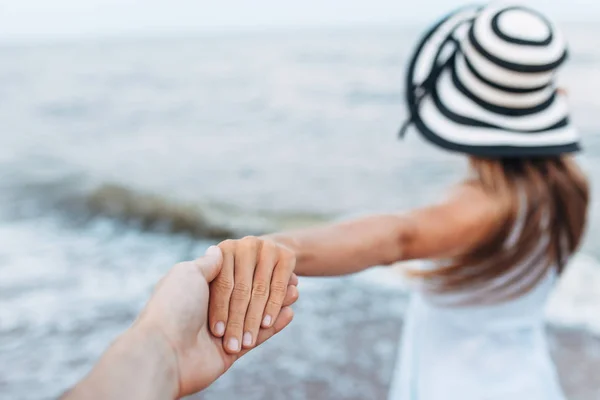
[196,246,223,282]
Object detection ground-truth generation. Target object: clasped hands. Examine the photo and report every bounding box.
[137,236,298,398]
[64,236,298,400]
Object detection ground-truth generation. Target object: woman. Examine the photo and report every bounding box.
[207,3,588,399]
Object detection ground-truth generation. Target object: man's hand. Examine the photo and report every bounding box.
[137,246,298,396]
[63,246,298,400]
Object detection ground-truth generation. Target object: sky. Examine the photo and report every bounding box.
[0,0,598,42]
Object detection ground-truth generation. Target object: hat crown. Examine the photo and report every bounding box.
[496,8,550,43]
[464,3,568,76]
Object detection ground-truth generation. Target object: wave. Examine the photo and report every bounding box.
[78,184,334,238]
[3,176,333,240]
[71,184,240,239]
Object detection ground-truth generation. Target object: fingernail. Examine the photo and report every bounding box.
[227,337,239,352]
[262,315,272,327]
[214,321,225,336]
[204,246,221,259]
[243,332,252,347]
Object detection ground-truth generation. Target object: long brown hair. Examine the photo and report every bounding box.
[415,156,589,303]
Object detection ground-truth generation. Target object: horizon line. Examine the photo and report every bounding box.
[0,17,595,47]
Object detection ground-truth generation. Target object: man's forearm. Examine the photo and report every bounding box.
[62,325,179,400]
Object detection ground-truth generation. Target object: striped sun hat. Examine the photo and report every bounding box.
[399,2,581,157]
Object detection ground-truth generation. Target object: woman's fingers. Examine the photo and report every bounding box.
[223,237,260,354]
[243,277,299,349]
[208,242,235,338]
[262,250,296,328]
[241,241,278,349]
[236,306,294,360]
[208,237,297,354]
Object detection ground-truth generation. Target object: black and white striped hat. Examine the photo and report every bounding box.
[399,2,581,157]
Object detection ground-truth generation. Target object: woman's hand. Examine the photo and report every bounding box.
[208,236,298,354]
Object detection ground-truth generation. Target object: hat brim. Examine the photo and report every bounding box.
[405,5,581,157]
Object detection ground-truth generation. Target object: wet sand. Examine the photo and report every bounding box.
[196,278,600,400]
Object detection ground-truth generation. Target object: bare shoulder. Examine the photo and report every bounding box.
[445,182,506,222]
[400,182,507,260]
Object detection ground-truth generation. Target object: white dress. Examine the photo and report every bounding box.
[388,221,566,399]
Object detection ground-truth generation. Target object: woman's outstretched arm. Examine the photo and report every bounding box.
[265,184,503,276]
[264,213,408,276]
